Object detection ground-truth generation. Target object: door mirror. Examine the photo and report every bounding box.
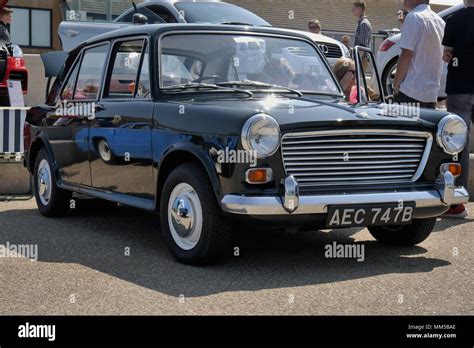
[354,46,384,104]
[133,13,148,25]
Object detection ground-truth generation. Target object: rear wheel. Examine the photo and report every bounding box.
[160,163,232,265]
[33,148,72,217]
[368,218,436,246]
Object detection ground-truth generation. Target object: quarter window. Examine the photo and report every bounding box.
[60,60,80,101]
[74,44,109,101]
[136,44,151,99]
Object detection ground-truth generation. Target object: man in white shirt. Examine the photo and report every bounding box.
[393,0,445,109]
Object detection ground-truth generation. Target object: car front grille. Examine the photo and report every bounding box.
[281,130,433,188]
[316,42,343,59]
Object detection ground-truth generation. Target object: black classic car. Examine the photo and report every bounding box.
[24,24,469,265]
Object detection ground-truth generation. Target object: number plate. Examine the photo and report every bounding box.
[326,202,416,228]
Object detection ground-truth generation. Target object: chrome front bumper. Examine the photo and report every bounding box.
[221,172,469,216]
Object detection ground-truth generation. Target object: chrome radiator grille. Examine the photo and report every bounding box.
[281,130,432,187]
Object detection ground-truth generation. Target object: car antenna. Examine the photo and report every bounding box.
[132,1,138,13]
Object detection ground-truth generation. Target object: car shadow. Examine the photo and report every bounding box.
[432,216,473,232]
[0,203,451,298]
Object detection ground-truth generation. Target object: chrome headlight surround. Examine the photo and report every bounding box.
[241,113,281,159]
[436,115,468,155]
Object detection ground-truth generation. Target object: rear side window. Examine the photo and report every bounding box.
[74,44,109,101]
[136,44,150,99]
[105,39,145,99]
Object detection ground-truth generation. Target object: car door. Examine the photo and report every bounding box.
[89,38,155,200]
[47,43,109,187]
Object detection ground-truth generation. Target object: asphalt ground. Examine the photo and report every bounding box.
[0,199,472,315]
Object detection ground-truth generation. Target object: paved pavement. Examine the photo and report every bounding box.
[0,199,472,315]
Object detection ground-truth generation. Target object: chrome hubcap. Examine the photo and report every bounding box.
[386,64,397,95]
[168,183,202,250]
[171,196,194,238]
[98,139,111,162]
[37,159,52,205]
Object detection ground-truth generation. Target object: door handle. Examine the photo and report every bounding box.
[93,115,122,122]
[94,104,106,112]
[66,29,79,37]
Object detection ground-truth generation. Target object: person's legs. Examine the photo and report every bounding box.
[447,94,473,189]
[443,94,474,218]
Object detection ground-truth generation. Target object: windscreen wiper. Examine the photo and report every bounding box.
[162,82,253,97]
[217,80,303,97]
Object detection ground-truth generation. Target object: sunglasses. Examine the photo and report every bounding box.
[309,26,320,30]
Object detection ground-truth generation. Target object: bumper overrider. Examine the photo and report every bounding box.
[221,172,469,217]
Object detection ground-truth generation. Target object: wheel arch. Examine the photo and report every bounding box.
[156,143,223,210]
[28,135,56,175]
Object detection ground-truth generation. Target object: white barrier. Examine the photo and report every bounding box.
[0,108,28,157]
[0,107,32,198]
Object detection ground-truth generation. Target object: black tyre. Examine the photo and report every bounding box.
[382,58,398,96]
[368,218,436,246]
[33,148,72,217]
[160,163,232,265]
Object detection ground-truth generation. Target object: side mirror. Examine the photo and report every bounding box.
[354,45,385,104]
[133,13,148,25]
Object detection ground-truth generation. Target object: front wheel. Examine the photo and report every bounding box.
[33,148,72,217]
[160,163,232,265]
[368,218,436,246]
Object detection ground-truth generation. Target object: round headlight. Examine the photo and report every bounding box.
[436,115,468,155]
[241,114,281,159]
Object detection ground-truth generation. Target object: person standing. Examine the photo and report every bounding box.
[353,1,372,49]
[397,8,409,27]
[393,0,445,109]
[0,7,12,54]
[441,0,474,219]
[308,19,322,34]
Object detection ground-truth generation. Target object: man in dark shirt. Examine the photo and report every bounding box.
[442,0,474,218]
[0,7,12,53]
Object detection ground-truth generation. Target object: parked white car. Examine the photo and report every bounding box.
[376,4,463,98]
[282,29,350,66]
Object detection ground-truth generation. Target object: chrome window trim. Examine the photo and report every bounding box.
[100,35,151,101]
[156,29,344,97]
[280,129,433,186]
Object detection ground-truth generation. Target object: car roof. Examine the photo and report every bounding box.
[438,3,465,19]
[73,23,313,53]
